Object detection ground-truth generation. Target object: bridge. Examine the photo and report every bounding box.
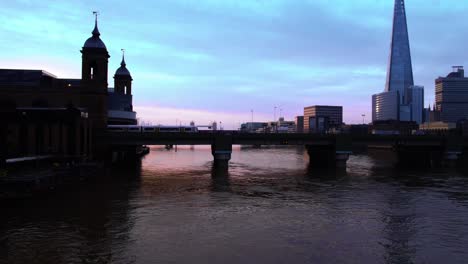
[103,132,467,169]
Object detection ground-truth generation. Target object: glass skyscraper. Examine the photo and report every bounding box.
[385,0,414,102]
[372,0,423,124]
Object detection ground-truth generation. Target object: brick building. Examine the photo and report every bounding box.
[0,15,136,159]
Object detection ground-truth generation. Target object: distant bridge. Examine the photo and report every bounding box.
[103,131,467,169]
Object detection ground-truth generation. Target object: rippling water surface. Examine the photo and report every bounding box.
[2,146,468,264]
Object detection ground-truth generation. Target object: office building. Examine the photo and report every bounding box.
[385,0,414,100]
[240,122,267,133]
[304,105,343,133]
[268,118,296,133]
[435,66,468,123]
[295,116,304,133]
[372,90,399,121]
[406,85,424,124]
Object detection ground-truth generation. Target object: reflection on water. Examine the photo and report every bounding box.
[2,146,468,263]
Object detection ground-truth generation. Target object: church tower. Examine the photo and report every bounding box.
[114,50,133,97]
[81,12,110,92]
[80,12,110,130]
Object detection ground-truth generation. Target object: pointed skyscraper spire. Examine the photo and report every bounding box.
[385,0,414,103]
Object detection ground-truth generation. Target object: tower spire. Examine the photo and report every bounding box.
[121,48,126,67]
[92,11,100,37]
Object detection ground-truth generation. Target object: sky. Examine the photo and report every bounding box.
[1,0,467,129]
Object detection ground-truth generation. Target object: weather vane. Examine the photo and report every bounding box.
[93,11,99,19]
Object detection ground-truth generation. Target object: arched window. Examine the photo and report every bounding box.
[90,62,97,80]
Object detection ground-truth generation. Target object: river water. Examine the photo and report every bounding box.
[2,146,468,264]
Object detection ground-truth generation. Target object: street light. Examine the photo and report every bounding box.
[274,106,277,121]
[362,114,366,124]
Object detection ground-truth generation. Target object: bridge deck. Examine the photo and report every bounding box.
[103,132,466,150]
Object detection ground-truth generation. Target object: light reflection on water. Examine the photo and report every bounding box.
[2,146,468,264]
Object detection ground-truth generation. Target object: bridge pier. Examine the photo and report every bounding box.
[211,134,232,170]
[395,144,444,168]
[444,151,461,168]
[110,146,141,165]
[306,146,351,169]
[306,135,352,169]
[0,124,6,170]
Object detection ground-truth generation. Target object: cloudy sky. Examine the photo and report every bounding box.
[1,0,467,128]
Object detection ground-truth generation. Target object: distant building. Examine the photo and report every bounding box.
[372,90,399,121]
[304,105,343,133]
[405,85,424,124]
[385,0,414,101]
[295,116,304,133]
[371,120,418,135]
[424,104,441,123]
[342,124,370,136]
[420,121,456,132]
[435,66,468,123]
[240,122,267,133]
[371,0,424,124]
[268,118,296,133]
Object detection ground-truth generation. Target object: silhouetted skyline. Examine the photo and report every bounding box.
[1,0,467,128]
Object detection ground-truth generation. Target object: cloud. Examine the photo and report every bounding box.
[1,0,468,125]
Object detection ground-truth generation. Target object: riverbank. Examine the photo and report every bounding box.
[0,157,104,200]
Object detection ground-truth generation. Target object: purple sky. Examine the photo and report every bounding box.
[1,0,467,128]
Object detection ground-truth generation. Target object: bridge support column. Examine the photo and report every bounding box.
[110,146,139,166]
[335,151,351,168]
[444,151,461,168]
[395,144,443,168]
[306,146,351,168]
[0,122,6,170]
[211,134,232,170]
[306,135,352,169]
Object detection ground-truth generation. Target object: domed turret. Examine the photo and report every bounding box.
[83,13,107,49]
[115,52,132,78]
[114,49,133,95]
[81,12,110,88]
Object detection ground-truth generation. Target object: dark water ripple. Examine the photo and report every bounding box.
[1,146,468,263]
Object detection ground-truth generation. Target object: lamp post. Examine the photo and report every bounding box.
[274,106,277,121]
[362,114,366,124]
